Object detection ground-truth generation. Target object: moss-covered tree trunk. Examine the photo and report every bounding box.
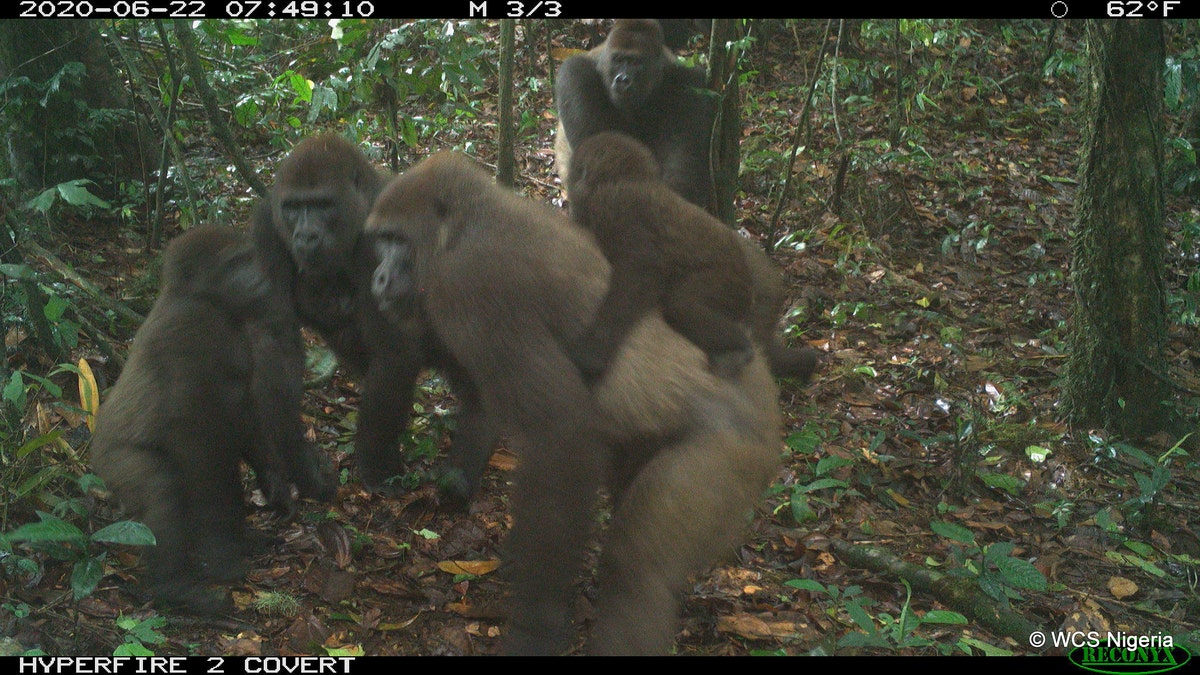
[1064,20,1170,437]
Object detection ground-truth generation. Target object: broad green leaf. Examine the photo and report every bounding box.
[6,513,85,544]
[783,578,828,594]
[91,521,157,546]
[930,520,976,546]
[992,555,1047,590]
[921,610,969,624]
[71,555,105,600]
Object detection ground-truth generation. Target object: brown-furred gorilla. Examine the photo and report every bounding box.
[250,134,428,491]
[566,131,754,382]
[91,225,333,613]
[555,19,717,210]
[555,20,820,383]
[366,152,781,655]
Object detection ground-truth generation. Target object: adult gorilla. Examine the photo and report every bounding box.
[554,19,717,210]
[366,152,781,655]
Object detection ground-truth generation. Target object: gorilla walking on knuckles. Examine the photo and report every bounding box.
[366,152,781,655]
[566,131,755,382]
[91,225,333,613]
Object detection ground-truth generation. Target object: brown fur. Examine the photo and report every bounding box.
[366,152,781,654]
[567,132,754,381]
[250,134,427,490]
[91,225,331,613]
[555,19,716,210]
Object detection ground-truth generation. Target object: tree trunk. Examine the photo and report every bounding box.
[706,19,743,226]
[0,20,145,197]
[1064,20,1170,437]
[496,20,517,188]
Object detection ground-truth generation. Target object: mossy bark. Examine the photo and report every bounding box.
[1065,20,1170,437]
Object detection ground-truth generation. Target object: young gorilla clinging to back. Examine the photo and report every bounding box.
[566,131,755,383]
[91,225,332,613]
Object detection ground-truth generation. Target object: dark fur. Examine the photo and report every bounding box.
[567,132,754,382]
[555,19,717,210]
[366,152,781,655]
[91,225,332,613]
[250,134,428,490]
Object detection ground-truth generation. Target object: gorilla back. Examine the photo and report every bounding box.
[91,225,327,613]
[366,152,781,655]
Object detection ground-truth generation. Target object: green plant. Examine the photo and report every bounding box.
[113,615,167,656]
[2,508,155,601]
[774,423,857,524]
[930,520,1047,604]
[785,578,972,653]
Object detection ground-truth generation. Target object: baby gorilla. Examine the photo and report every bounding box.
[566,131,754,382]
[91,225,331,613]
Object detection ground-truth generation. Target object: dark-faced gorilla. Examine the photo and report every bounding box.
[566,131,754,382]
[555,18,717,210]
[251,134,431,491]
[366,152,782,655]
[91,225,333,613]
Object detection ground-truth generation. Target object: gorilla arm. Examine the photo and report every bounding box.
[366,153,781,654]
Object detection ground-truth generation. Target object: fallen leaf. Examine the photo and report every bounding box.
[438,559,503,576]
[1107,576,1138,599]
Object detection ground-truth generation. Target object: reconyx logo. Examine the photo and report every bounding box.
[1069,635,1191,675]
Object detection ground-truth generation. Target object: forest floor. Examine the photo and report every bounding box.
[3,20,1200,657]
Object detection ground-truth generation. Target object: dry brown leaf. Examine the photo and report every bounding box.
[1107,576,1138,599]
[717,613,805,640]
[438,559,503,576]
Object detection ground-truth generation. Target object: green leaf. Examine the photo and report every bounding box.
[91,521,156,547]
[288,71,313,103]
[113,642,155,657]
[6,513,86,545]
[959,636,1013,656]
[976,571,1007,602]
[930,520,976,546]
[71,555,105,600]
[1024,445,1050,463]
[3,371,26,408]
[15,430,63,459]
[1122,540,1153,557]
[815,456,855,476]
[785,427,822,456]
[57,180,110,209]
[978,472,1024,495]
[921,610,969,624]
[798,477,849,493]
[1105,551,1166,578]
[789,493,817,524]
[991,555,1047,590]
[843,597,877,634]
[783,578,828,594]
[0,263,35,280]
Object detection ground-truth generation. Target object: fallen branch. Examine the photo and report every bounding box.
[830,538,1044,648]
[21,239,144,328]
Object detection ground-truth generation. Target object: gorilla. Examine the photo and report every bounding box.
[365,152,781,655]
[250,134,426,490]
[555,19,717,210]
[565,131,754,382]
[91,225,333,613]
